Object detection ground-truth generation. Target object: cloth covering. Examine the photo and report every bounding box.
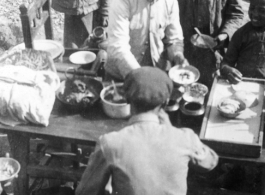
[0,65,60,127]
[123,67,173,107]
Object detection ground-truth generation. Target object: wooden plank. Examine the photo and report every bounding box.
[27,165,85,182]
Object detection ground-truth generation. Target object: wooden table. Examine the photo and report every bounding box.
[2,99,127,195]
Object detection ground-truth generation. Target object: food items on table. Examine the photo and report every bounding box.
[58,79,96,107]
[104,86,127,104]
[183,83,208,103]
[0,49,54,71]
[233,91,258,108]
[0,162,14,181]
[218,98,241,114]
[0,65,59,127]
[171,69,196,85]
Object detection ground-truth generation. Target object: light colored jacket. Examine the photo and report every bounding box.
[52,0,108,16]
[75,112,219,195]
[105,0,184,80]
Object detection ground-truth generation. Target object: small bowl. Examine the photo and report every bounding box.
[183,83,208,104]
[190,34,217,49]
[180,101,205,116]
[0,157,21,182]
[168,65,200,87]
[100,84,131,119]
[69,51,96,65]
[217,97,246,119]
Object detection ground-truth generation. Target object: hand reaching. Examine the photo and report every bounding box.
[221,65,242,84]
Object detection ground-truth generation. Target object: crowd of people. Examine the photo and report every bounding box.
[50,0,265,194]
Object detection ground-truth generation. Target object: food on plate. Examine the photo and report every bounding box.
[58,79,96,106]
[183,83,208,103]
[171,69,196,85]
[233,91,258,108]
[0,49,53,71]
[218,98,241,114]
[0,162,14,180]
[104,86,127,104]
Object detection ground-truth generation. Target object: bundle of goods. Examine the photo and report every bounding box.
[0,49,60,126]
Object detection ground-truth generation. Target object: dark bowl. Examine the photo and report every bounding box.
[56,77,103,111]
[180,101,205,116]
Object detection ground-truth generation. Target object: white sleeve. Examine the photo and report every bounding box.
[106,0,140,79]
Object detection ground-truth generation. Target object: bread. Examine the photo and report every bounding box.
[233,91,258,108]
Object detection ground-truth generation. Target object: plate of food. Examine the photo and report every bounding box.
[168,65,200,86]
[12,40,64,60]
[56,77,103,111]
[69,51,96,65]
[217,96,246,119]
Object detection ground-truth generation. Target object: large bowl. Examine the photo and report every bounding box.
[56,77,103,111]
[0,157,21,182]
[100,83,131,119]
[217,96,246,119]
[168,65,200,87]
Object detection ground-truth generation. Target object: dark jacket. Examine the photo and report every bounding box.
[52,0,108,16]
[177,0,244,87]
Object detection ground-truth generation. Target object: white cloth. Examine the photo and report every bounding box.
[0,65,60,127]
[105,0,184,80]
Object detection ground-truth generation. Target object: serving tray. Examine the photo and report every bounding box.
[200,77,265,157]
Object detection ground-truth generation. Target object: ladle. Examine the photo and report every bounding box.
[111,80,123,102]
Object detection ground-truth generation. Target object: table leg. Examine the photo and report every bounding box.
[8,133,30,195]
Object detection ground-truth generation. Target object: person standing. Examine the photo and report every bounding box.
[104,0,187,81]
[52,0,108,48]
[178,0,244,87]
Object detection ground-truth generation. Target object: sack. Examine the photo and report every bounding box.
[0,65,60,126]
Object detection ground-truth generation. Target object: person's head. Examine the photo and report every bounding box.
[249,0,265,27]
[123,67,173,114]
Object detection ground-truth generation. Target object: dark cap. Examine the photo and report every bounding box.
[124,67,173,108]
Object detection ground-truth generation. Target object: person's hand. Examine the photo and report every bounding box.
[173,52,188,66]
[213,33,228,50]
[221,65,242,84]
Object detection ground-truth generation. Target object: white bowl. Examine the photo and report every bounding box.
[0,157,21,182]
[100,84,131,119]
[168,65,200,86]
[69,51,96,65]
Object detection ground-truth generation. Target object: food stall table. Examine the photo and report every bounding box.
[1,100,127,195]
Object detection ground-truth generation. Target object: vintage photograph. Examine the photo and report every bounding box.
[1,0,265,195]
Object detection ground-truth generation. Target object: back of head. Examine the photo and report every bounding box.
[123,67,173,112]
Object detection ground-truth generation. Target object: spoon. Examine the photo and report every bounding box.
[111,80,123,102]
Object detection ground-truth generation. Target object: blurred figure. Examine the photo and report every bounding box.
[52,0,108,48]
[178,0,244,87]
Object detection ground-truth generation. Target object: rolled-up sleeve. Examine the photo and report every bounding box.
[106,0,140,79]
[164,0,184,62]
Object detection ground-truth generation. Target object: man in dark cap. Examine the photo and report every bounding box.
[75,67,218,195]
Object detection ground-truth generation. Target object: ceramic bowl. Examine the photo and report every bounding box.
[168,65,200,87]
[69,51,96,65]
[0,157,21,182]
[217,97,246,119]
[100,83,131,119]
